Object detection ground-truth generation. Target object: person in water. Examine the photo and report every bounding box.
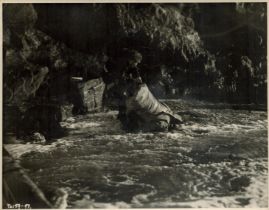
[119,49,182,132]
[116,50,144,130]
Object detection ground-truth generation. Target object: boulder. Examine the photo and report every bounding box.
[60,104,74,121]
[30,132,46,144]
[3,4,37,34]
[72,78,106,114]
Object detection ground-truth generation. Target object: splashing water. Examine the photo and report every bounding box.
[5,101,268,208]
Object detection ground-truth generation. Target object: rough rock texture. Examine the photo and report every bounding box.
[33,4,205,60]
[73,78,106,114]
[115,4,205,61]
[3,3,267,139]
[3,4,108,140]
[192,3,267,103]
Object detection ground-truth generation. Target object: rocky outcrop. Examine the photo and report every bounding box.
[192,3,267,103]
[33,4,205,61]
[3,4,108,140]
[3,3,267,139]
[72,78,106,114]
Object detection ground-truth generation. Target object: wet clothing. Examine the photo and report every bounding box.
[125,83,182,131]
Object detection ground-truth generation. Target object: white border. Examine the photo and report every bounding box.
[0,1,268,210]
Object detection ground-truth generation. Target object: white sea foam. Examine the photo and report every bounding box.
[5,105,267,208]
[4,138,74,159]
[72,196,131,209]
[181,118,267,136]
[61,121,101,129]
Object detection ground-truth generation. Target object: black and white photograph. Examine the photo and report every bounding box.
[2,2,268,209]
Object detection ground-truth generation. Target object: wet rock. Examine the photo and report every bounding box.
[147,65,175,98]
[3,133,22,144]
[31,132,46,144]
[3,3,267,141]
[229,176,251,192]
[61,104,74,121]
[19,105,65,140]
[116,4,205,62]
[3,4,37,34]
[3,11,108,139]
[193,3,266,103]
[43,187,68,209]
[73,78,106,114]
[34,4,205,60]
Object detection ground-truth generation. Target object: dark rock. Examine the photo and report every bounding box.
[74,78,106,114]
[3,4,37,34]
[34,4,207,67]
[3,3,267,138]
[229,176,251,192]
[18,104,65,140]
[3,133,22,144]
[34,4,119,53]
[192,3,266,103]
[60,104,74,121]
[3,11,108,139]
[30,132,46,144]
[43,187,68,209]
[147,65,175,98]
[3,105,22,137]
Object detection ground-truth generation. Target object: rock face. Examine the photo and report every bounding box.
[191,3,267,103]
[3,4,108,140]
[73,78,106,114]
[33,4,205,61]
[3,3,267,138]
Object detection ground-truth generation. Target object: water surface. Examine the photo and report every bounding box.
[5,101,268,208]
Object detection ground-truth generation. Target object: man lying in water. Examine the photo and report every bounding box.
[115,50,183,132]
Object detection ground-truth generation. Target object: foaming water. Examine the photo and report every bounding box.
[6,104,268,208]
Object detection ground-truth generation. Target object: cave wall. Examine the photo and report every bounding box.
[3,3,267,139]
[191,3,267,103]
[3,4,108,139]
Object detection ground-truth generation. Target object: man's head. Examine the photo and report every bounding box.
[129,50,142,67]
[121,49,142,67]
